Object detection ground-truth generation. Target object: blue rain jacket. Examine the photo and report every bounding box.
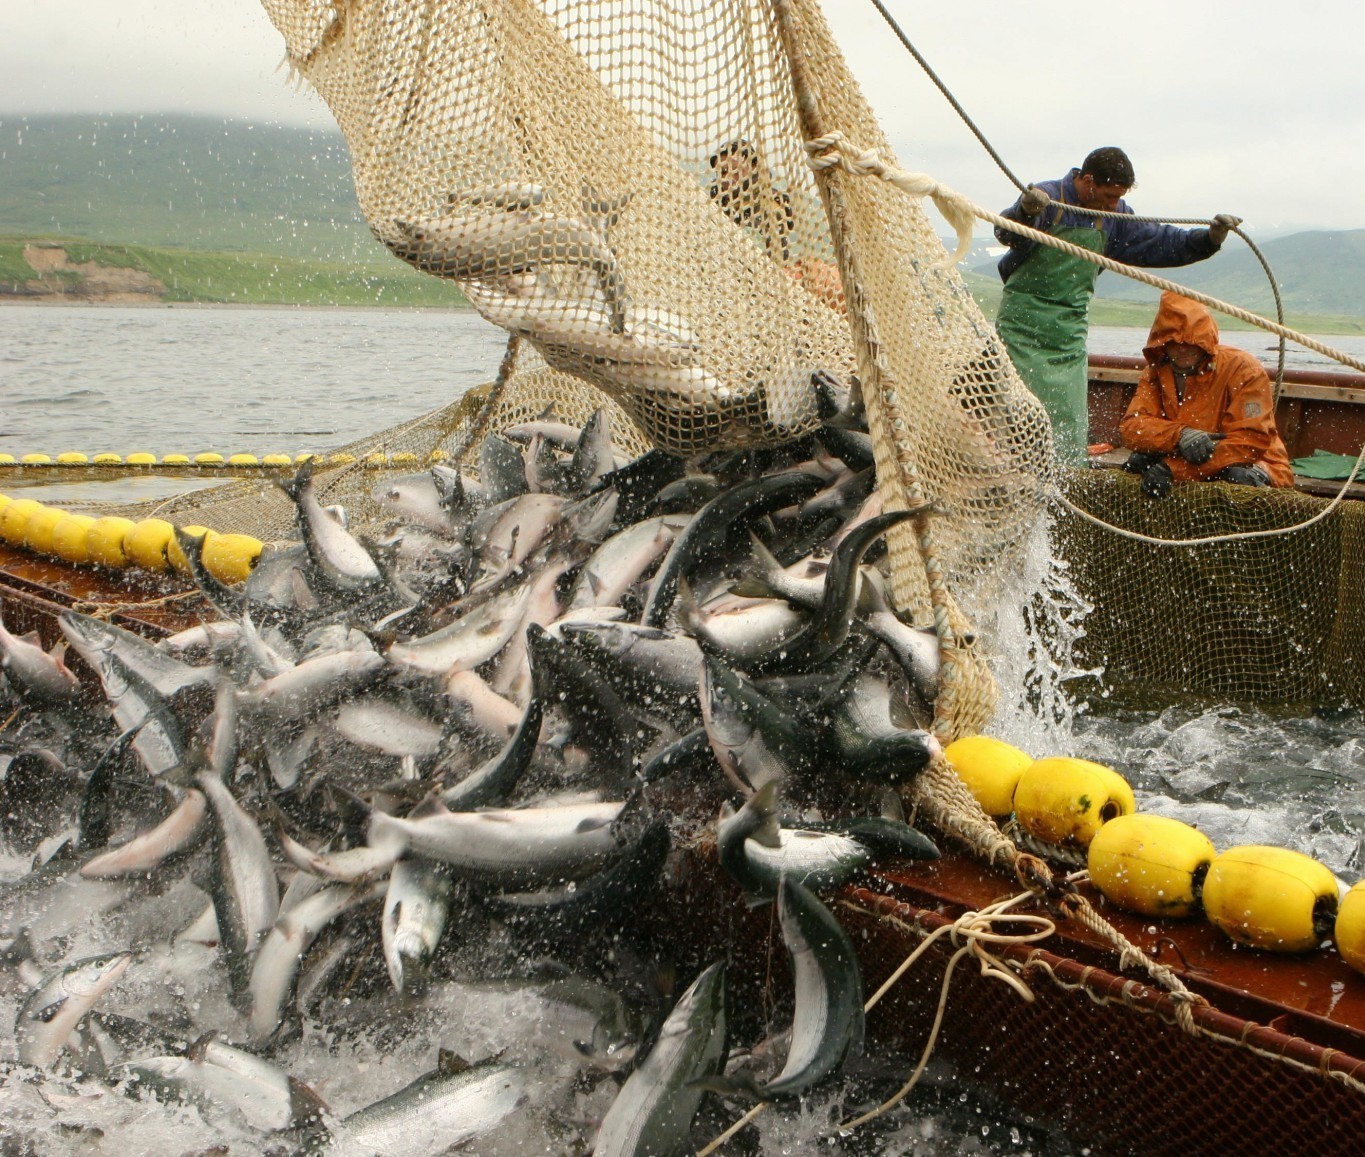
[995,169,1221,283]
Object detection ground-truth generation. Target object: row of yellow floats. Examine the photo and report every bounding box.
[0,493,262,586]
[945,735,1365,972]
[0,451,444,468]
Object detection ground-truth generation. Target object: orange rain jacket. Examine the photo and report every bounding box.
[1119,293,1294,487]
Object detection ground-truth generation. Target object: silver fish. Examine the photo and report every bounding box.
[236,647,385,721]
[386,582,531,677]
[79,787,208,879]
[280,459,382,592]
[199,767,280,992]
[382,859,452,994]
[339,1051,527,1155]
[761,879,864,1098]
[248,881,379,1043]
[0,613,79,702]
[592,961,727,1157]
[368,800,627,887]
[15,951,133,1069]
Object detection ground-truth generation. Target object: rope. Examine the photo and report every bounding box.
[865,0,1288,395]
[839,890,1054,1131]
[806,134,1365,546]
[698,891,1054,1153]
[1053,447,1365,547]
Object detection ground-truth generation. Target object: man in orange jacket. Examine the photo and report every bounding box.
[1119,292,1294,498]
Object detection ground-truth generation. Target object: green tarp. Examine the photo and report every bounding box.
[1291,449,1364,481]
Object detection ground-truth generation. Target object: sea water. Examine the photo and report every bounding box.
[1,304,1361,1154]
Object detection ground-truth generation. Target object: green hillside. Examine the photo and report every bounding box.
[0,235,466,307]
[1091,229,1365,320]
[3,113,1363,325]
[0,114,379,261]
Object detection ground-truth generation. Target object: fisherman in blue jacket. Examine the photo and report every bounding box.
[995,146,1240,462]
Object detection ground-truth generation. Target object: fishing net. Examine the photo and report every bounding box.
[1058,470,1365,708]
[114,0,1052,737]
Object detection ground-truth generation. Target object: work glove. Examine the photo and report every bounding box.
[1123,450,1163,474]
[1208,213,1243,245]
[1140,459,1174,499]
[1216,464,1270,487]
[1018,185,1050,217]
[1176,427,1224,465]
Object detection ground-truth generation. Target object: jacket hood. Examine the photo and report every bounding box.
[1142,292,1220,364]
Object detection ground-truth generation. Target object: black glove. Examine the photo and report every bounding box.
[1177,427,1223,465]
[1141,460,1174,499]
[1123,450,1162,475]
[1209,213,1243,245]
[1216,464,1270,487]
[1018,185,1050,217]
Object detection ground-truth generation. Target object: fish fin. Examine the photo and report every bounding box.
[728,532,786,600]
[747,781,782,848]
[436,1048,506,1076]
[287,1075,332,1128]
[878,787,906,823]
[185,1030,218,1062]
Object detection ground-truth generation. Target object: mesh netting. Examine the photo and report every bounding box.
[245,0,1052,625]
[1060,470,1365,707]
[841,891,1365,1156]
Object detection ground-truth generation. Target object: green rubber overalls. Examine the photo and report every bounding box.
[994,220,1106,463]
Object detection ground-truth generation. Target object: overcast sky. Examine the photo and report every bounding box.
[2,1,1361,234]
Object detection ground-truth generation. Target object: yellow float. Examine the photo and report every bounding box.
[943,735,1033,816]
[21,506,69,556]
[202,532,264,585]
[1335,882,1365,975]
[1087,814,1216,919]
[126,453,158,466]
[50,514,98,565]
[0,499,46,545]
[56,452,89,465]
[1201,845,1339,953]
[86,517,139,568]
[124,519,178,571]
[1012,757,1135,848]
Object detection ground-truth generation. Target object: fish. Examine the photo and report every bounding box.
[367,798,630,887]
[0,612,79,703]
[118,1035,328,1134]
[760,879,865,1097]
[236,645,386,721]
[381,859,453,994]
[15,951,133,1069]
[592,961,728,1157]
[641,469,826,628]
[279,459,383,592]
[79,786,208,879]
[248,881,380,1043]
[700,655,819,794]
[388,206,630,332]
[338,1051,527,1155]
[716,782,937,901]
[199,764,280,992]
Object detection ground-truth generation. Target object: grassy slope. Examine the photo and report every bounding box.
[960,270,1365,336]
[2,234,466,307]
[2,115,1363,325]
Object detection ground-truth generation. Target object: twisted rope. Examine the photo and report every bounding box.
[864,0,1288,397]
[807,132,1365,546]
